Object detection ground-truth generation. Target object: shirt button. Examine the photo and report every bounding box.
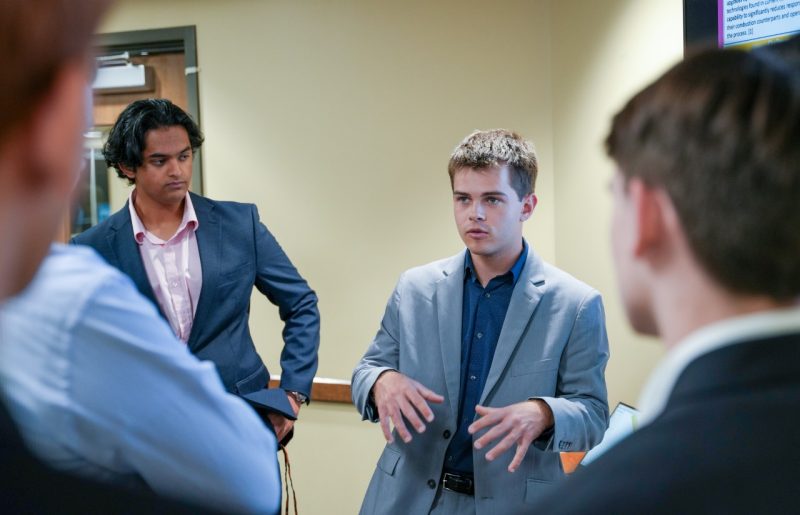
[485,293,491,298]
[427,479,436,489]
[469,375,477,381]
[476,332,483,339]
[443,430,451,439]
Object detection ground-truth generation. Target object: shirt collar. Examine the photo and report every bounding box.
[129,190,199,245]
[464,239,529,286]
[637,306,800,428]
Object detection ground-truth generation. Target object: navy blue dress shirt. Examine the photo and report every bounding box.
[443,241,528,475]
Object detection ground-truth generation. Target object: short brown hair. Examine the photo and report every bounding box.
[606,44,800,300]
[448,129,538,200]
[0,0,110,140]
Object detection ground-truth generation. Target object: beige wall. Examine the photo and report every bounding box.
[551,0,683,407]
[100,1,682,513]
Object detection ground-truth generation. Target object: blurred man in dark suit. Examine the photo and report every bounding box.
[537,37,800,514]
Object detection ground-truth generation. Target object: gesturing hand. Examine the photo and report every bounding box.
[372,371,444,444]
[468,399,554,473]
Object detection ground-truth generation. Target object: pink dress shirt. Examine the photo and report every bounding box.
[129,191,202,342]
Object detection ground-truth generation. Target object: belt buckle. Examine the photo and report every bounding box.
[442,472,474,496]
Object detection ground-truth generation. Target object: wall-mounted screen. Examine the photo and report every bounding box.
[684,0,800,49]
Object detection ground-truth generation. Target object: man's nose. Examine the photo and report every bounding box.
[166,159,180,176]
[470,202,486,221]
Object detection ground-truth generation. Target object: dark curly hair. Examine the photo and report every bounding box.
[104,98,204,184]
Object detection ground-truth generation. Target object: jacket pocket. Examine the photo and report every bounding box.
[218,261,253,287]
[377,447,402,476]
[221,261,252,278]
[511,358,558,377]
[524,477,555,504]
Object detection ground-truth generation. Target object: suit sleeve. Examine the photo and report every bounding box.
[351,274,404,422]
[250,205,320,399]
[533,290,610,452]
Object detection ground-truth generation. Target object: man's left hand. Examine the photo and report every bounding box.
[469,400,554,473]
[267,393,302,444]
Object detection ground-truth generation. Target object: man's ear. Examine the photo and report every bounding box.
[118,164,136,182]
[629,178,666,259]
[520,194,537,221]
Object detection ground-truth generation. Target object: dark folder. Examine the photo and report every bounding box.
[240,388,298,421]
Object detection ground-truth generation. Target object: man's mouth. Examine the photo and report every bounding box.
[466,228,489,238]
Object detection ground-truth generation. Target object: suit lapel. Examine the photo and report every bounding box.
[188,194,219,350]
[107,204,161,312]
[435,252,466,418]
[479,250,546,405]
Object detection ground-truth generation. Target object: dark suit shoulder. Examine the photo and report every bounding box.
[190,193,260,223]
[190,193,253,211]
[536,422,702,514]
[71,206,129,247]
[536,346,800,514]
[71,218,110,245]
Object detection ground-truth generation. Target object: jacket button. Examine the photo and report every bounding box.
[443,430,451,439]
[427,479,436,489]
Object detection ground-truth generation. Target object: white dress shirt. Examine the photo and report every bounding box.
[0,243,279,514]
[637,307,800,427]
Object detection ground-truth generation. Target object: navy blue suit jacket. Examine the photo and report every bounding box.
[535,332,800,514]
[72,193,320,402]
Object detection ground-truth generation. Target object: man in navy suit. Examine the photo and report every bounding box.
[535,39,800,513]
[73,99,320,443]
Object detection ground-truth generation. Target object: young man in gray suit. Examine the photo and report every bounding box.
[352,129,610,514]
[535,39,800,515]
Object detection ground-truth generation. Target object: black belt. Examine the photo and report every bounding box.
[441,472,474,496]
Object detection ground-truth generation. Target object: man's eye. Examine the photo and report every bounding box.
[456,196,470,203]
[151,160,164,166]
[486,197,501,205]
[179,154,190,161]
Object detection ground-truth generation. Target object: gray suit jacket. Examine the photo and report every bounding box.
[352,249,609,515]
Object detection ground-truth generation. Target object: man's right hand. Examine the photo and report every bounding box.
[372,371,444,444]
